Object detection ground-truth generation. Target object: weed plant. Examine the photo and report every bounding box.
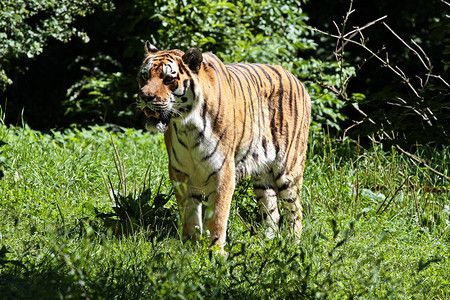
[0,123,448,299]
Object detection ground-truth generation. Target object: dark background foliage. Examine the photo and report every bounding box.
[305,0,449,147]
[0,0,448,147]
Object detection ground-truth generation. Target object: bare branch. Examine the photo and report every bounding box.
[440,0,450,7]
[394,143,450,181]
[343,15,388,39]
[429,74,450,88]
[309,25,421,99]
[387,99,433,126]
[307,0,449,180]
[382,22,430,71]
[410,39,432,68]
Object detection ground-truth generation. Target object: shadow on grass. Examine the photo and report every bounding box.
[0,262,86,299]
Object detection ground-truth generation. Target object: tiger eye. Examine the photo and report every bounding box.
[163,75,175,85]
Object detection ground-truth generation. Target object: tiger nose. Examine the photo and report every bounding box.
[139,92,156,102]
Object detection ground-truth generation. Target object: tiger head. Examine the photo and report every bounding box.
[137,41,203,131]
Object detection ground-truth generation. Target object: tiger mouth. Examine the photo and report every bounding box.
[143,107,160,119]
[142,107,171,132]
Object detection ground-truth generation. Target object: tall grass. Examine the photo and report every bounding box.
[0,123,448,299]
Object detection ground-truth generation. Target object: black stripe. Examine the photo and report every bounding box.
[284,70,294,116]
[261,137,268,157]
[230,65,255,160]
[191,194,204,203]
[228,67,247,153]
[201,98,207,130]
[253,64,274,93]
[240,64,265,154]
[265,65,284,136]
[262,65,283,149]
[208,56,224,131]
[285,82,307,175]
[284,75,303,169]
[253,184,275,191]
[282,198,295,203]
[173,122,188,149]
[254,65,274,136]
[171,146,182,166]
[232,71,238,164]
[209,54,233,91]
[154,53,176,59]
[270,115,278,153]
[213,78,222,130]
[226,65,239,100]
[177,58,190,75]
[274,164,286,181]
[204,133,234,185]
[278,181,293,192]
[172,166,189,177]
[244,64,264,89]
[246,64,266,139]
[284,70,298,161]
[202,129,226,161]
[233,65,255,118]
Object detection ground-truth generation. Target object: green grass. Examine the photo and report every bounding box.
[0,123,449,299]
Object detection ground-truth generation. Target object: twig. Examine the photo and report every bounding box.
[383,22,430,71]
[376,176,407,215]
[236,212,265,247]
[429,74,450,88]
[309,25,422,99]
[337,0,354,91]
[387,98,432,126]
[393,143,450,181]
[308,2,449,182]
[440,0,450,7]
[343,15,388,39]
[410,39,432,69]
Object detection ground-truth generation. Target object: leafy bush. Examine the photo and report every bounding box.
[64,54,135,125]
[0,0,113,90]
[2,0,350,132]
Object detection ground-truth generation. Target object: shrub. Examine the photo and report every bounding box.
[2,0,350,132]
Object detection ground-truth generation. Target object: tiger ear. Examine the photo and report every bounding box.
[145,41,158,54]
[182,48,203,73]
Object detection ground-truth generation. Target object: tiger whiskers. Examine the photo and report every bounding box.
[169,107,184,119]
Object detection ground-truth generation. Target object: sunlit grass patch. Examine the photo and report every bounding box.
[0,125,448,299]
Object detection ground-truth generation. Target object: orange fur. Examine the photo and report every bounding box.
[137,43,311,251]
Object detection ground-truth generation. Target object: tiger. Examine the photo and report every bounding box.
[136,41,311,252]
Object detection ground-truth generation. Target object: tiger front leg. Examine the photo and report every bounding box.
[173,183,203,243]
[203,164,236,252]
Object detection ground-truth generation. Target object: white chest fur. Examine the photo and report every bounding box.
[168,112,226,188]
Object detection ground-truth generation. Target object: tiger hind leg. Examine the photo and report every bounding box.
[275,173,303,239]
[253,176,281,239]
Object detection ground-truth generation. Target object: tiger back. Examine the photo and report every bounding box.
[137,42,311,251]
